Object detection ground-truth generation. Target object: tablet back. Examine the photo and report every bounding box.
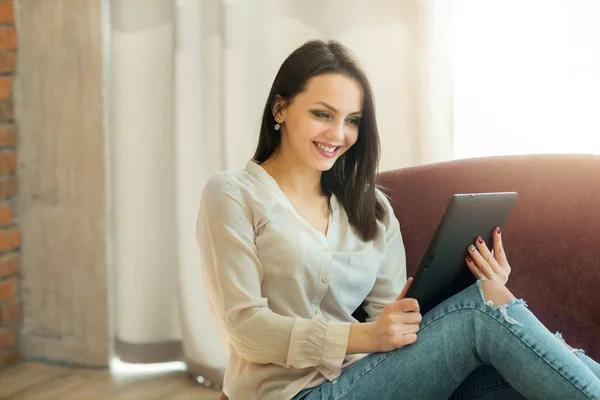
[405,192,518,314]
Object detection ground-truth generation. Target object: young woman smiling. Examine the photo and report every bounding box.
[197,40,600,400]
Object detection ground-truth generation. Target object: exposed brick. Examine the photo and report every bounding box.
[0,150,15,174]
[0,77,11,100]
[0,253,18,278]
[0,52,15,74]
[0,176,15,199]
[0,100,11,122]
[0,347,19,369]
[0,1,14,25]
[0,0,18,352]
[0,0,18,354]
[0,125,15,147]
[0,299,21,324]
[0,228,18,252]
[0,204,11,226]
[0,276,16,301]
[0,326,16,350]
[0,27,17,50]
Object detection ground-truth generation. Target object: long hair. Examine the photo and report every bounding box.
[253,40,385,241]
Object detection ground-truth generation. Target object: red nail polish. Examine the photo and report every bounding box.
[497,227,501,234]
[478,237,484,244]
[467,256,473,262]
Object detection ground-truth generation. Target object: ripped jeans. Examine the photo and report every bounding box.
[293,280,600,400]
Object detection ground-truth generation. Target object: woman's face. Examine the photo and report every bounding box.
[276,73,363,172]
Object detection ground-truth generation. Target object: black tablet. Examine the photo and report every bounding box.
[405,192,518,315]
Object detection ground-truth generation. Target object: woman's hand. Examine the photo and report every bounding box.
[466,226,511,285]
[368,278,421,353]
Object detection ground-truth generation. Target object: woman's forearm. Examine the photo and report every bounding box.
[347,322,377,355]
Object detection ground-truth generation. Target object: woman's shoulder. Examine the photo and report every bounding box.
[375,186,395,212]
[204,169,243,191]
[374,186,401,232]
[201,166,262,210]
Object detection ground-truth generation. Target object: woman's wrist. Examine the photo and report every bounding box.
[347,322,377,355]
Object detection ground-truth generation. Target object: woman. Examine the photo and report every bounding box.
[197,40,600,400]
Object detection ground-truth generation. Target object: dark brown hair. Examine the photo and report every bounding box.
[253,40,385,241]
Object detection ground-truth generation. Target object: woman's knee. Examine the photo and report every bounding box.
[480,280,516,305]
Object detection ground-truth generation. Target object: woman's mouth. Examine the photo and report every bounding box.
[313,141,341,158]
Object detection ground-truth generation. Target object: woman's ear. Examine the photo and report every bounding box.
[271,95,287,123]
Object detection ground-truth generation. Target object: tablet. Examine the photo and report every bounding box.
[405,192,518,315]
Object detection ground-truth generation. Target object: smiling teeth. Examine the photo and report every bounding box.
[316,143,337,153]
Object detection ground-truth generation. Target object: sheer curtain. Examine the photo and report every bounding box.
[109,0,454,384]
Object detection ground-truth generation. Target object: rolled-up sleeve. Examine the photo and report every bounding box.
[197,174,351,371]
[362,190,408,322]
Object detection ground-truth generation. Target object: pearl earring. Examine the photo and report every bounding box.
[274,117,281,131]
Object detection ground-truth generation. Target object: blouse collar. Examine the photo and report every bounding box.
[245,160,339,210]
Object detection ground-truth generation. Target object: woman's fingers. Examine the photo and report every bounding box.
[491,227,511,280]
[466,227,511,284]
[474,236,501,274]
[393,298,420,313]
[466,255,486,279]
[493,227,509,267]
[401,322,421,334]
[468,244,496,279]
[398,333,418,347]
[395,277,414,301]
[399,311,422,325]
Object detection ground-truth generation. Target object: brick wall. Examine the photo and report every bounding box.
[0,0,20,370]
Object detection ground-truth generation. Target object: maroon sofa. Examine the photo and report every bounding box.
[377,153,600,361]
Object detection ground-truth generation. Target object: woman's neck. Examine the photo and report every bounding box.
[261,153,324,198]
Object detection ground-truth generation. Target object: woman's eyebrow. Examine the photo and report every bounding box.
[311,101,362,115]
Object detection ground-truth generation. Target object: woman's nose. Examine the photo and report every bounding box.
[328,122,345,142]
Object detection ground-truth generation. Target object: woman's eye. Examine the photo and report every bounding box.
[346,117,360,126]
[312,110,330,119]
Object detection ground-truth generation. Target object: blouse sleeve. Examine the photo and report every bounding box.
[362,189,408,322]
[196,173,351,372]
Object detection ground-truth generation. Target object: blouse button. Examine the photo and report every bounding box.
[321,275,329,283]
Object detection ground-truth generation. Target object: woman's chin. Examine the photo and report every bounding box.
[311,158,337,172]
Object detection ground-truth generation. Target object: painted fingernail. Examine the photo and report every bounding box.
[467,256,473,262]
[497,227,501,234]
[469,244,476,252]
[478,237,484,244]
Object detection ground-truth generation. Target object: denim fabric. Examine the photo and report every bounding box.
[293,280,600,399]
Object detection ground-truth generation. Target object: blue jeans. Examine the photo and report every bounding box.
[293,280,600,399]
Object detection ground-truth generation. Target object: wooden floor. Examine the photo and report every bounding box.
[0,362,221,400]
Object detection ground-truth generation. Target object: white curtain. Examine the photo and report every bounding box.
[110,0,181,364]
[109,0,453,383]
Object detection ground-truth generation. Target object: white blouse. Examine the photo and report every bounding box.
[196,160,407,400]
